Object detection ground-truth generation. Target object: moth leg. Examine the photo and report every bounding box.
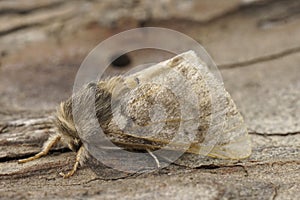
[146,149,160,168]
[18,134,61,163]
[60,145,84,178]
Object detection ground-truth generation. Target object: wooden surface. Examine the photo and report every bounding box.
[0,0,299,199]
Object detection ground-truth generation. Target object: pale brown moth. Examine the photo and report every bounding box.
[18,51,251,178]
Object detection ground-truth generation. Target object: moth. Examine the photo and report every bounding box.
[19,51,251,178]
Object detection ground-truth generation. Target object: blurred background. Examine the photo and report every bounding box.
[0,0,299,134]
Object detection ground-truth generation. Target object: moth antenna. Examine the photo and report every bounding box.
[18,134,61,163]
[59,145,84,178]
[146,149,160,168]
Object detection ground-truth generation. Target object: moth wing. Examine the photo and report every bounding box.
[109,51,251,160]
[110,52,202,146]
[188,90,252,160]
[176,129,251,168]
[208,94,252,160]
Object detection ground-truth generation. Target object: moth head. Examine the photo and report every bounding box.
[55,99,81,152]
[54,80,118,152]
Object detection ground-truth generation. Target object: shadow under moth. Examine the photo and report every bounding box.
[18,51,251,178]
